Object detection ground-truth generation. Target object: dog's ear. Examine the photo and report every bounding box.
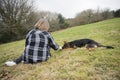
[63,41,70,48]
[64,41,68,44]
[64,41,70,48]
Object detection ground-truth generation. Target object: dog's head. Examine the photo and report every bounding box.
[62,41,70,49]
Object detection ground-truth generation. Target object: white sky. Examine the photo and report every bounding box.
[34,0,120,18]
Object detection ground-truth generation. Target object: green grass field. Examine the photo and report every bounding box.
[0,18,120,80]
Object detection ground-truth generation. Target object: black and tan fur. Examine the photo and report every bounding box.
[62,38,114,51]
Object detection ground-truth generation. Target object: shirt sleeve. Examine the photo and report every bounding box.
[47,33,59,50]
[25,33,30,47]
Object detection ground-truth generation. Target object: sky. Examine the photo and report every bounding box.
[34,0,120,18]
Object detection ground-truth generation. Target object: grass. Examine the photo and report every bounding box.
[0,18,120,80]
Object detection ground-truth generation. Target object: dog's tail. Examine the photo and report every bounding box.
[97,44,114,49]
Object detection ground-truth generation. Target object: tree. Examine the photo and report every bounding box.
[58,14,65,24]
[0,0,34,43]
[74,9,94,25]
[101,8,113,20]
[73,8,114,27]
[114,9,120,17]
[57,14,69,29]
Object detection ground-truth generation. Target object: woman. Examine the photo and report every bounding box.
[5,18,61,66]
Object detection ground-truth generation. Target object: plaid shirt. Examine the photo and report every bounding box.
[23,28,59,63]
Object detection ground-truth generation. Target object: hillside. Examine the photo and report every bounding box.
[0,18,120,80]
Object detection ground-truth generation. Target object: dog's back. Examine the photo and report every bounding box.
[62,39,99,49]
[62,38,114,49]
[69,39,99,47]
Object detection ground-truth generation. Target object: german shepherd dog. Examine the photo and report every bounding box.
[62,38,114,51]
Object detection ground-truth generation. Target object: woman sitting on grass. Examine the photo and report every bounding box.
[5,18,62,66]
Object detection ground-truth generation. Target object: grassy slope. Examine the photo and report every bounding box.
[0,18,120,80]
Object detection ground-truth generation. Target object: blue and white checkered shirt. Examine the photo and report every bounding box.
[23,28,59,63]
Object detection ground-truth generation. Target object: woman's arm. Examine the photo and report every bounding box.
[48,33,59,50]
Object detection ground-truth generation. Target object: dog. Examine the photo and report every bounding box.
[62,38,114,51]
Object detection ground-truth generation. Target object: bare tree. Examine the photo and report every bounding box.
[0,0,34,27]
[0,0,34,43]
[74,9,94,25]
[101,8,113,20]
[73,8,114,27]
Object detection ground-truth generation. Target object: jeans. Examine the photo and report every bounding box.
[14,55,49,64]
[14,55,23,64]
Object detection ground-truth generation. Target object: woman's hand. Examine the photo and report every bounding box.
[58,46,62,50]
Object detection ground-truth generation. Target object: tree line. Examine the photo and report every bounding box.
[0,0,120,43]
[66,8,120,27]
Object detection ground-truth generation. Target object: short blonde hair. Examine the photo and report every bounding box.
[34,18,50,31]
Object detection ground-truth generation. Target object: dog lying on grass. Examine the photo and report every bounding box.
[62,38,114,51]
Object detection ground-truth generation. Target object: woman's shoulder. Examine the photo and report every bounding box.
[28,29,36,34]
[42,31,50,35]
[42,31,53,38]
[26,29,36,37]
